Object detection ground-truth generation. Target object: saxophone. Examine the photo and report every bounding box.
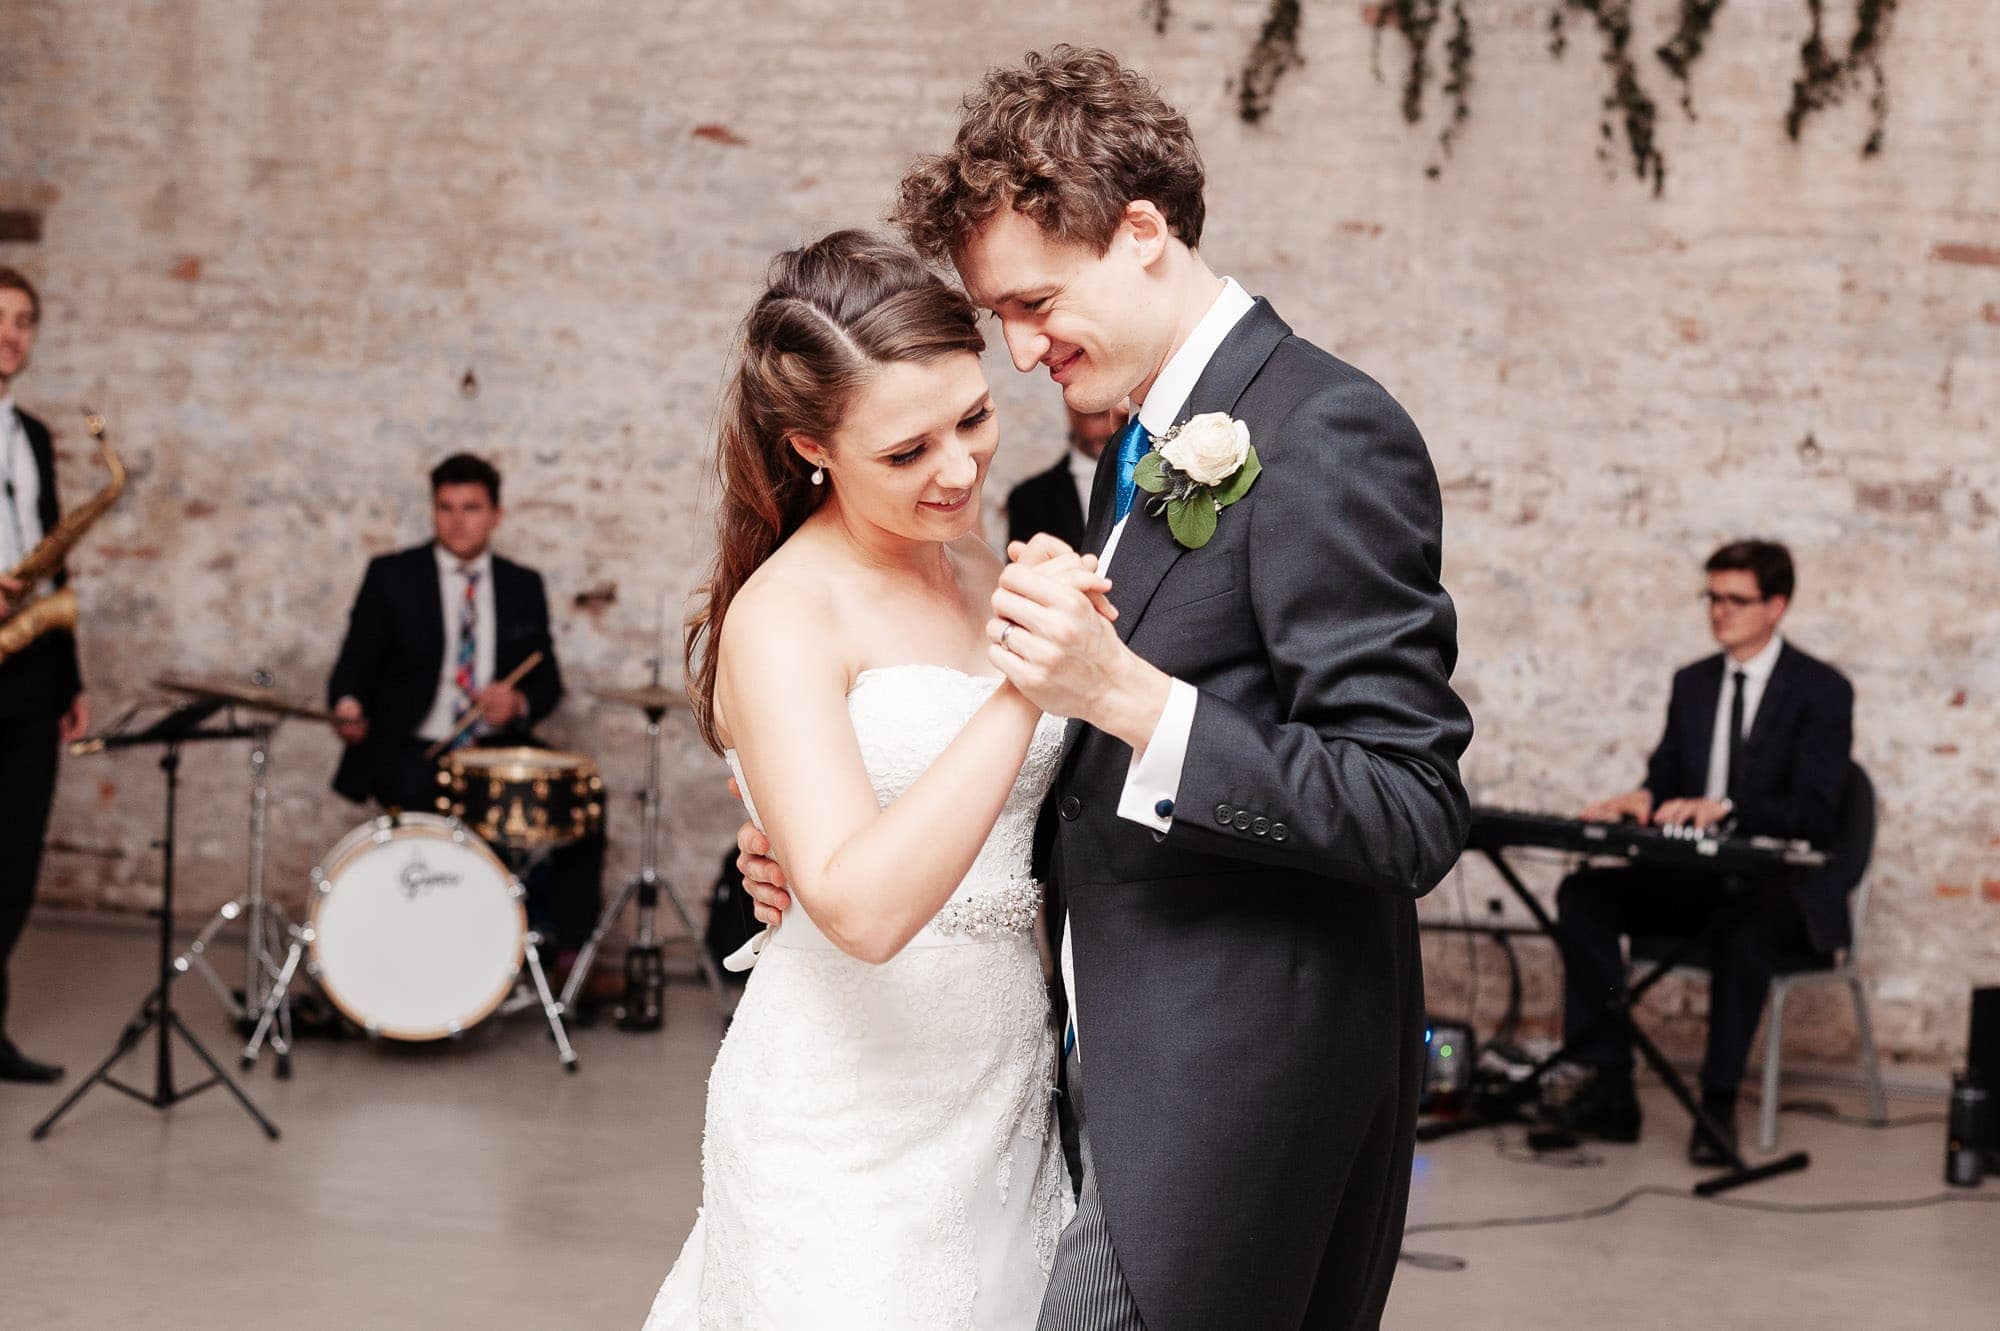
[0,410,126,665]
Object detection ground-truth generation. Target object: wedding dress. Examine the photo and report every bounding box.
[643,664,1072,1329]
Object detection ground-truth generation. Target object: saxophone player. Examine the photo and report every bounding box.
[0,267,86,1085]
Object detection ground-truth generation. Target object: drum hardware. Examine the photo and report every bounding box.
[436,746,604,853]
[422,649,545,761]
[152,672,336,1076]
[34,698,281,1141]
[565,666,732,1028]
[244,812,578,1072]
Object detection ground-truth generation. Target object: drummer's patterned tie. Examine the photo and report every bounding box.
[449,565,482,750]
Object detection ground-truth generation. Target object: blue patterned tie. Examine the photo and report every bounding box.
[449,566,481,750]
[1110,416,1151,524]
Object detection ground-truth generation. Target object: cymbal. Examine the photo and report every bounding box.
[591,683,689,713]
[154,674,337,722]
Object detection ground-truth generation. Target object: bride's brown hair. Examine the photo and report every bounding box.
[684,229,986,753]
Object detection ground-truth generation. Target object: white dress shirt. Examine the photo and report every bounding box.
[1065,277,1255,1057]
[0,399,43,569]
[415,546,498,742]
[1066,446,1096,526]
[1703,632,1784,803]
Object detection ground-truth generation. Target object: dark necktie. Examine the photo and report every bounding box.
[1725,669,1747,800]
[1110,417,1151,524]
[450,565,482,750]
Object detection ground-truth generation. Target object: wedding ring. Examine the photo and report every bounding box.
[999,623,1016,654]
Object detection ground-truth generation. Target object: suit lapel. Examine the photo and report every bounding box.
[1057,299,1291,769]
[1689,654,1724,787]
[1106,299,1289,647]
[1742,643,1799,778]
[414,543,447,676]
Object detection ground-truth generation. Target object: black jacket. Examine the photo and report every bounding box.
[326,542,562,802]
[1642,641,1856,950]
[1045,300,1472,1331]
[1005,453,1086,550]
[0,406,84,722]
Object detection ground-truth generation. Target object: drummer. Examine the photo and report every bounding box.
[327,453,604,973]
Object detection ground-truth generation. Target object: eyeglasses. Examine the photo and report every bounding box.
[1698,591,1767,610]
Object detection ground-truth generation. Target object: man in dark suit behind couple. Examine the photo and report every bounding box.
[739,46,1472,1330]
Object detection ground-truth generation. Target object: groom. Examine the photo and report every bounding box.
[740,46,1471,1330]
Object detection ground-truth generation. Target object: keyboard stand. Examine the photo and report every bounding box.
[1417,845,1811,1196]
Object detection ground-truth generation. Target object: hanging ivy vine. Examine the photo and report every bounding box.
[1787,0,1896,156]
[1158,0,1901,192]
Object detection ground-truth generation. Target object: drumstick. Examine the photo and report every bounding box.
[424,650,545,761]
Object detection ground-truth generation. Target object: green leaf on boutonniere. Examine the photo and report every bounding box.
[1131,450,1169,494]
[1166,493,1219,549]
[1210,445,1262,508]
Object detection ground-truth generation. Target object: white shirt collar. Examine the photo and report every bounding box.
[1133,277,1255,437]
[0,392,14,419]
[1067,447,1098,482]
[434,543,494,580]
[1728,632,1784,682]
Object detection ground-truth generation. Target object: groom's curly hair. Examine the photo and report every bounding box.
[891,45,1206,262]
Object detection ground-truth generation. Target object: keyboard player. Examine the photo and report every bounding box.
[1556,540,1855,1164]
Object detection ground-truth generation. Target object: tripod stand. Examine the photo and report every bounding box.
[565,676,732,1027]
[178,719,298,1075]
[33,701,280,1141]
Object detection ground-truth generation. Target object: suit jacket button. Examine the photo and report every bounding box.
[1251,817,1270,836]
[1215,804,1234,824]
[1154,798,1175,819]
[1232,810,1251,831]
[1060,796,1081,820]
[1271,823,1289,842]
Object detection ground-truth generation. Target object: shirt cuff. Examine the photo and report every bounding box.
[1116,678,1198,833]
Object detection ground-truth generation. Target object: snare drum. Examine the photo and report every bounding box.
[436,746,604,852]
[308,813,526,1040]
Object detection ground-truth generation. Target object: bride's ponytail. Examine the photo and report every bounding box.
[684,230,984,752]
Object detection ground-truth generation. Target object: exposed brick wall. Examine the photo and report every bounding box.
[3,2,1993,1060]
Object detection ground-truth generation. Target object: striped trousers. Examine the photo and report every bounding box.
[1038,1054,1147,1330]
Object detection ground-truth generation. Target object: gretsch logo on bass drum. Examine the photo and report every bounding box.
[399,854,462,900]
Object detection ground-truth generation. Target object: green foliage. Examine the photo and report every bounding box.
[1149,0,1899,190]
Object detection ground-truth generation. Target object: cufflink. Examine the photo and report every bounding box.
[1155,798,1174,819]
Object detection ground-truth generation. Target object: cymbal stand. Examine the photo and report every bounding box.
[179,707,298,1075]
[565,662,732,1026]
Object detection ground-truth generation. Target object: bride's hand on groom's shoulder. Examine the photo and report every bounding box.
[1003,536,1117,623]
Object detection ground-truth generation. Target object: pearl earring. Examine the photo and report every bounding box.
[811,465,825,486]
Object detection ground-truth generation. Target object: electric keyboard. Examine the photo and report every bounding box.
[1468,806,1828,873]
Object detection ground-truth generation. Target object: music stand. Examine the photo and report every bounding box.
[32,699,281,1141]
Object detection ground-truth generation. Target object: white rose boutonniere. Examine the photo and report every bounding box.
[1130,412,1262,549]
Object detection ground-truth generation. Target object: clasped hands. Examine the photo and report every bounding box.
[735,534,1163,928]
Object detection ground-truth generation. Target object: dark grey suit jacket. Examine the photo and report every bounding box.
[1044,299,1472,1331]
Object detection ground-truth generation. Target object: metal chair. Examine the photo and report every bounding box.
[1630,764,1889,1151]
[1753,764,1887,1150]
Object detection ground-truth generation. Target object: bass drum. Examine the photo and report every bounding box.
[308,813,526,1040]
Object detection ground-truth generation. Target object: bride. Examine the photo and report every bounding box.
[644,231,1107,1328]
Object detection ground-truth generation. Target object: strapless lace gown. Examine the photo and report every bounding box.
[643,665,1072,1330]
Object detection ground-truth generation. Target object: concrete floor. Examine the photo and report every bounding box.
[4,919,1995,1329]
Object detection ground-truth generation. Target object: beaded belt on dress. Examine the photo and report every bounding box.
[726,877,1043,968]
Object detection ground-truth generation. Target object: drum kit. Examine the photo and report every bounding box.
[73,666,717,1091]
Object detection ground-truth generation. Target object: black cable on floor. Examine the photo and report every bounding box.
[1398,1184,2000,1271]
